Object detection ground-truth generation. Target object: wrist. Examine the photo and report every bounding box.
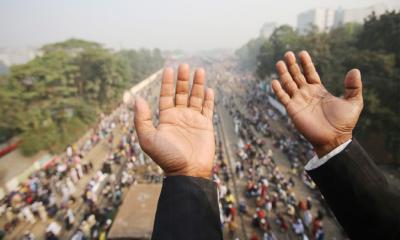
[165,171,211,180]
[164,165,212,180]
[314,134,352,158]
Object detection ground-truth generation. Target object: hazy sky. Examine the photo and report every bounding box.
[0,0,398,51]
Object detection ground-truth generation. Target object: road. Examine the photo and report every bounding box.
[1,59,349,240]
[0,71,163,239]
[206,57,345,240]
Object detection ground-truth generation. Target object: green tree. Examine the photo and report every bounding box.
[0,38,164,156]
[254,11,400,164]
[256,25,302,79]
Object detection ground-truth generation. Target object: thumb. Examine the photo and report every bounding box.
[344,69,363,101]
[134,96,156,150]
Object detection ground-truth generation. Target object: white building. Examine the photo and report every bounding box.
[297,3,400,34]
[334,3,395,27]
[297,8,335,34]
[259,22,277,39]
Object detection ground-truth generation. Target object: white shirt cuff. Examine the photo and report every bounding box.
[305,139,352,171]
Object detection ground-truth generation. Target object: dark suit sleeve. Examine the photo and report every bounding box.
[306,139,400,240]
[151,176,223,240]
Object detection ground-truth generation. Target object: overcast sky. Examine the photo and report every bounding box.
[0,0,398,51]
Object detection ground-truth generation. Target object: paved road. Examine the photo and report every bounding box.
[207,58,345,240]
[3,125,125,239]
[1,71,163,239]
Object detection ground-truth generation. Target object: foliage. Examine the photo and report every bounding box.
[235,38,264,71]
[117,48,164,83]
[0,38,164,155]
[41,38,102,54]
[251,11,400,164]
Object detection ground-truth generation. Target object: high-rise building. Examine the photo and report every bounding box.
[259,22,277,39]
[334,3,394,27]
[297,8,335,34]
[297,3,400,34]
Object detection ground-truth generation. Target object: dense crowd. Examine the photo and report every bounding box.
[0,96,162,240]
[211,67,340,240]
[0,64,343,240]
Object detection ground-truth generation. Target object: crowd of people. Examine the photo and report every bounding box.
[0,84,162,239]
[0,62,345,240]
[208,63,342,240]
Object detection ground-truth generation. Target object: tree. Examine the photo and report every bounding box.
[235,38,265,71]
[253,11,400,164]
[1,38,164,156]
[117,48,164,83]
[256,25,303,79]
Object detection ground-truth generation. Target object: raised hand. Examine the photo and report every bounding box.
[271,51,363,157]
[134,64,215,179]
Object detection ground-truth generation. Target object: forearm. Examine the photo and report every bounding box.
[306,139,400,239]
[152,176,222,240]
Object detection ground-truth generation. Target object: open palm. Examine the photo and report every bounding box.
[272,51,363,157]
[134,65,215,178]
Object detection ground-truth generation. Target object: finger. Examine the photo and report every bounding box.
[175,63,190,107]
[134,96,156,152]
[276,61,298,97]
[271,80,291,106]
[284,51,307,87]
[202,88,214,120]
[189,68,205,111]
[159,67,175,111]
[298,51,321,84]
[344,69,363,101]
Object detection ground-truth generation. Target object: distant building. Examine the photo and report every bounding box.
[297,8,335,34]
[259,22,277,39]
[334,3,395,27]
[297,3,400,34]
[0,60,8,75]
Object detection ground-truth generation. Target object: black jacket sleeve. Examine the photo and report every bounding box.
[151,176,223,240]
[306,139,400,240]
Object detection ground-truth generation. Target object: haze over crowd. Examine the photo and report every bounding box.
[0,0,399,51]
